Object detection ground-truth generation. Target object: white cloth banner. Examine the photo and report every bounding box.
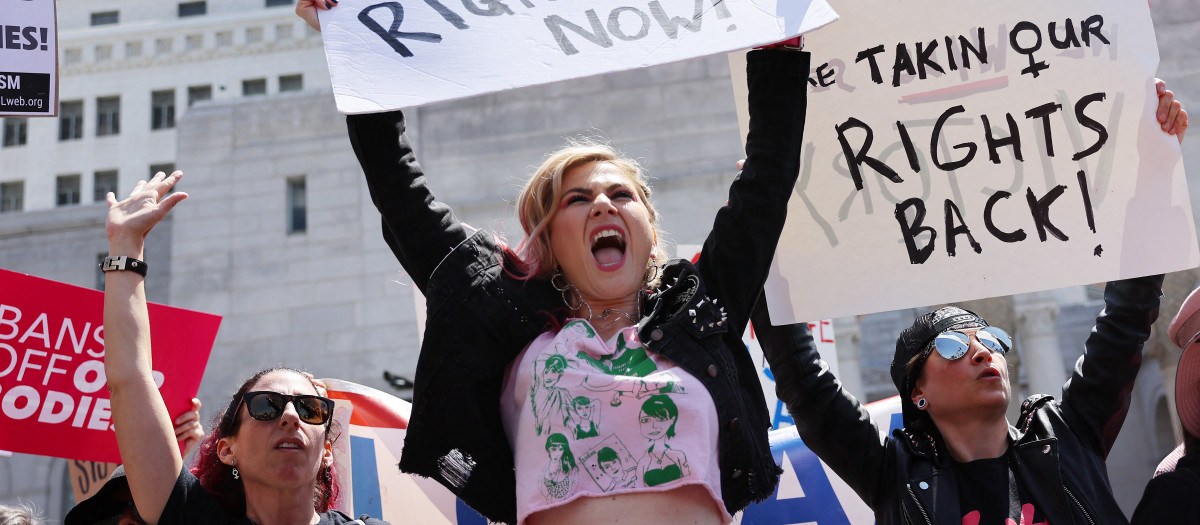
[318,0,838,113]
[0,0,57,117]
[732,0,1198,325]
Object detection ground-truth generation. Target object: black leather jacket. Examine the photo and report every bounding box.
[345,49,810,524]
[752,275,1163,525]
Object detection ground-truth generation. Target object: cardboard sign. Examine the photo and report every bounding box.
[0,0,57,117]
[0,269,221,463]
[730,0,1199,324]
[69,460,121,504]
[325,378,897,524]
[318,0,838,113]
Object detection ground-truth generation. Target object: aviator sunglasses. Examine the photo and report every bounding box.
[924,326,1013,361]
[233,391,334,427]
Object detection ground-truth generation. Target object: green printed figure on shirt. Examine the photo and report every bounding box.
[577,332,657,377]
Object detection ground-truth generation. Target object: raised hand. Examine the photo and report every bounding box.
[105,171,188,251]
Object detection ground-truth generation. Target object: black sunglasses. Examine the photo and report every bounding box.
[234,391,334,427]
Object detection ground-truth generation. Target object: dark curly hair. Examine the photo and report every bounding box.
[189,367,340,515]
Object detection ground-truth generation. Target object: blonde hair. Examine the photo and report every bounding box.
[515,141,667,281]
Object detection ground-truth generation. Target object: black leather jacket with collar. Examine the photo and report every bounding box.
[752,275,1163,525]
[345,49,811,524]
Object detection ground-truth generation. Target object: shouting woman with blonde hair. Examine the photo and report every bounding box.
[301,3,809,524]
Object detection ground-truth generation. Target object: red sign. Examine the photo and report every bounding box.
[0,268,221,463]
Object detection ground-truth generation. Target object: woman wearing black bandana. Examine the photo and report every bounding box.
[752,81,1186,525]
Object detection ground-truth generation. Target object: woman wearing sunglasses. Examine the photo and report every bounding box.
[754,87,1184,525]
[754,274,1166,525]
[102,172,386,525]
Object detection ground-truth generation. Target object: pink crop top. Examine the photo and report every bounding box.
[500,319,730,525]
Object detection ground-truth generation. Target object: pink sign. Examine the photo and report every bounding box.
[0,268,221,463]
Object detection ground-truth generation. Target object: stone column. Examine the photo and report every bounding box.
[1013,291,1067,396]
[833,315,866,401]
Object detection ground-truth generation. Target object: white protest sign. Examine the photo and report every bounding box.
[318,0,838,113]
[731,0,1199,325]
[0,0,57,117]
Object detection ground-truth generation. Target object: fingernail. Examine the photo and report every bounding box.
[325,1,332,7]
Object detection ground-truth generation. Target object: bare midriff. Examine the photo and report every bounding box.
[525,484,723,525]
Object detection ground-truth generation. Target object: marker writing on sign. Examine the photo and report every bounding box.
[894,169,1100,264]
[358,0,736,58]
[853,15,1109,86]
[1,26,49,51]
[836,93,1109,191]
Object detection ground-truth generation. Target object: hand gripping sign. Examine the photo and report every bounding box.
[317,0,839,113]
[730,0,1198,324]
[0,269,221,463]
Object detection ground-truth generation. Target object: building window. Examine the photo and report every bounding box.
[149,164,177,195]
[155,38,173,55]
[185,34,204,51]
[56,174,82,207]
[149,163,176,179]
[94,170,118,202]
[95,44,113,62]
[187,85,213,107]
[266,0,291,6]
[59,100,83,141]
[216,30,233,47]
[2,118,27,147]
[151,90,176,130]
[287,176,306,234]
[0,181,24,213]
[243,78,267,97]
[246,27,264,45]
[178,1,206,17]
[279,74,303,93]
[90,11,119,26]
[63,48,82,65]
[276,23,294,40]
[125,41,143,58]
[96,96,120,137]
[96,253,108,290]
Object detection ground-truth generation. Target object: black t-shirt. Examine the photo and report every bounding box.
[952,452,1049,525]
[160,469,388,525]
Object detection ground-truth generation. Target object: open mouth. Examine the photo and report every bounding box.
[275,438,305,451]
[977,367,1002,380]
[591,227,627,269]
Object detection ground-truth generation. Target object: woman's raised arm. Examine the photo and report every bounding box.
[697,48,809,334]
[102,171,189,525]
